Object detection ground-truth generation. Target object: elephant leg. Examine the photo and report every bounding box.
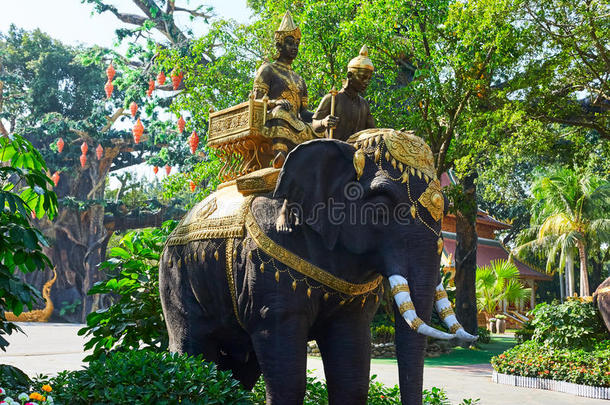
[316,314,371,405]
[250,315,309,405]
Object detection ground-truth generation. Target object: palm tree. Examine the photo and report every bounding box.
[516,168,610,297]
[476,260,531,317]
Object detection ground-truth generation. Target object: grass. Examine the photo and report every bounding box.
[371,335,517,367]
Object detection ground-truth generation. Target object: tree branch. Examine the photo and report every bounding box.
[101,107,125,132]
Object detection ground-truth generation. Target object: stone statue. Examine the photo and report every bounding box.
[253,11,323,168]
[311,45,376,141]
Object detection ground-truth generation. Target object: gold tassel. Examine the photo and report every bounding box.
[339,300,346,306]
[376,135,382,144]
[398,162,404,172]
[410,205,416,218]
[361,296,366,307]
[385,151,390,161]
[417,170,422,179]
[275,270,280,282]
[214,250,219,260]
[424,174,429,183]
[307,288,312,298]
[353,149,365,180]
[375,295,379,303]
[292,280,297,291]
[168,257,173,267]
[201,250,206,261]
[401,171,409,183]
[437,238,444,255]
[324,293,329,301]
[177,258,182,269]
[260,263,265,273]
[374,148,380,163]
[364,138,369,148]
[391,158,397,169]
[410,167,415,176]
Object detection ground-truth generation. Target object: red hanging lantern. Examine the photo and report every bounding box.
[106,63,116,81]
[81,142,88,155]
[177,116,185,133]
[57,138,65,153]
[104,80,114,99]
[96,144,104,160]
[171,70,182,90]
[147,79,155,97]
[165,165,172,175]
[153,166,159,175]
[51,171,60,187]
[133,119,144,144]
[189,180,196,192]
[129,101,138,117]
[189,131,199,154]
[157,71,166,85]
[80,154,87,168]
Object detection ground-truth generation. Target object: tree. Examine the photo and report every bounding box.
[0,133,58,350]
[516,168,610,297]
[476,260,531,317]
[0,27,191,321]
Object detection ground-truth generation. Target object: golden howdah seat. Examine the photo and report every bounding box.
[208,93,275,184]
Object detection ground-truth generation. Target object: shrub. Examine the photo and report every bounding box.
[39,350,252,404]
[530,300,607,349]
[0,364,32,393]
[78,221,177,361]
[514,320,534,344]
[476,327,490,344]
[372,325,395,343]
[491,340,610,387]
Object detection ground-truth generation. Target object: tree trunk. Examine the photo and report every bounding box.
[559,268,565,302]
[566,252,575,297]
[576,240,590,297]
[454,171,478,335]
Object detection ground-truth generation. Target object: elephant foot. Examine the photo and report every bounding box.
[275,199,293,233]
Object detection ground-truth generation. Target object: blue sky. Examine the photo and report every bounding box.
[1,0,251,47]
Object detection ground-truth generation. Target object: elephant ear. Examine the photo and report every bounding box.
[274,139,357,250]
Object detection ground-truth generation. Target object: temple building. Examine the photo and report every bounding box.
[439,172,551,326]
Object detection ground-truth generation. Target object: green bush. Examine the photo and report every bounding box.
[530,300,607,349]
[514,320,534,344]
[0,364,32,393]
[372,325,395,343]
[39,350,252,404]
[491,340,610,387]
[476,327,490,344]
[78,221,177,361]
[0,134,58,351]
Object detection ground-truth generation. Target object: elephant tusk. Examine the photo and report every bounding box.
[434,282,478,342]
[389,275,455,340]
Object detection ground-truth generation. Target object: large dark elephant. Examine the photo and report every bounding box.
[594,276,610,333]
[159,129,476,405]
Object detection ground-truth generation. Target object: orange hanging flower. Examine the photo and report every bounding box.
[189,180,196,192]
[80,154,87,168]
[106,63,116,81]
[96,144,104,160]
[171,70,182,90]
[177,116,185,133]
[104,80,114,99]
[157,71,166,85]
[51,172,60,187]
[129,101,138,117]
[133,119,144,144]
[189,131,199,154]
[147,79,155,97]
[81,142,88,155]
[153,166,159,174]
[57,137,65,153]
[165,165,172,175]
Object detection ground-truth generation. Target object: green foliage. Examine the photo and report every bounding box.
[476,327,491,344]
[78,220,177,361]
[372,325,395,344]
[39,350,252,404]
[529,300,608,350]
[476,260,531,316]
[0,364,32,393]
[514,320,534,344]
[491,340,610,387]
[0,134,57,351]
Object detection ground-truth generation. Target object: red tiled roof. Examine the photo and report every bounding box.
[442,233,551,281]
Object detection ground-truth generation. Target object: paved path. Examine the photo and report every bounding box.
[1,323,606,404]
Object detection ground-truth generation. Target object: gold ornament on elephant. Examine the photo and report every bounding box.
[418,179,444,222]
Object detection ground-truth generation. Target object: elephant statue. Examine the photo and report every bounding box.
[593,276,610,334]
[159,128,476,405]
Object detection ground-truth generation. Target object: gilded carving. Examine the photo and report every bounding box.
[418,179,444,222]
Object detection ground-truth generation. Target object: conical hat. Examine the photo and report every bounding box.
[274,11,301,43]
[348,45,374,72]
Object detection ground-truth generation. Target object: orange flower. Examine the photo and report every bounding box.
[29,392,44,401]
[42,384,52,392]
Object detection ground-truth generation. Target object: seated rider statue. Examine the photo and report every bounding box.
[253,11,325,169]
[311,45,376,141]
[275,46,377,233]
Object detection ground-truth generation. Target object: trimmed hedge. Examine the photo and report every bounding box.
[491,340,610,387]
